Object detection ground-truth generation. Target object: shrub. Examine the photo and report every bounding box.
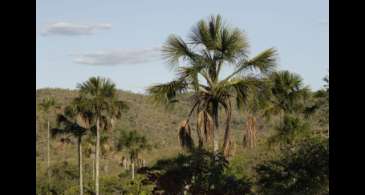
[143,149,253,195]
[255,137,329,195]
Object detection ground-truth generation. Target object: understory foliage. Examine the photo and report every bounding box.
[142,149,253,195]
[269,114,310,146]
[255,136,329,195]
[37,161,154,194]
[37,162,78,195]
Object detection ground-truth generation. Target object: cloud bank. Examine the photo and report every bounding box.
[41,22,112,36]
[72,47,161,65]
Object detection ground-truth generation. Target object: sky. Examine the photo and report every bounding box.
[36,0,328,94]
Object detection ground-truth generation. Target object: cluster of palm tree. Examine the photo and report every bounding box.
[116,129,151,180]
[40,77,128,195]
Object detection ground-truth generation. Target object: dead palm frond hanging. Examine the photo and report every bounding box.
[178,120,194,151]
[224,139,236,157]
[197,111,214,146]
[243,115,257,149]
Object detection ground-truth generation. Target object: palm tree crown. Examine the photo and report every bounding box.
[268,71,310,115]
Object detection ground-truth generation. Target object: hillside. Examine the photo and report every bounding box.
[36,88,271,170]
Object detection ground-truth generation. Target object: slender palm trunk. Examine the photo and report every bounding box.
[222,104,232,156]
[78,136,84,195]
[244,115,257,149]
[252,117,257,148]
[92,156,95,181]
[212,102,219,154]
[47,119,51,186]
[95,118,100,195]
[131,161,135,180]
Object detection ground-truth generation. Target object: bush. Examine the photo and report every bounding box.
[121,175,154,195]
[255,137,329,195]
[36,161,78,195]
[100,175,125,194]
[143,149,253,195]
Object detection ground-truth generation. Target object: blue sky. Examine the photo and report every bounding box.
[36,0,328,93]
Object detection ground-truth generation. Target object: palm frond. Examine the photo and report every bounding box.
[223,48,277,81]
[77,76,116,98]
[219,28,249,63]
[162,35,197,68]
[52,114,87,138]
[215,77,261,110]
[177,64,208,91]
[189,18,214,48]
[39,97,57,112]
[147,80,188,106]
[242,48,277,74]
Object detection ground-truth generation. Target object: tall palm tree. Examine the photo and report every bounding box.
[51,97,93,195]
[38,97,58,187]
[148,15,277,155]
[77,76,128,195]
[116,130,150,180]
[267,70,310,117]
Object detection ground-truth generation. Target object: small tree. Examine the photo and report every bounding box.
[116,130,151,180]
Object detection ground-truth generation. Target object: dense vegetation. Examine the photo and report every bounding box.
[36,15,329,195]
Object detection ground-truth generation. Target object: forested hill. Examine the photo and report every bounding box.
[36,88,261,163]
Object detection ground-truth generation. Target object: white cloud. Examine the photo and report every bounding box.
[41,22,112,36]
[72,47,161,65]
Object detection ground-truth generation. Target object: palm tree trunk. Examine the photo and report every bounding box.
[78,136,84,195]
[250,117,254,148]
[47,119,51,187]
[222,103,232,156]
[95,117,100,195]
[246,115,257,149]
[131,161,135,180]
[212,101,220,155]
[252,116,257,148]
[92,156,95,181]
